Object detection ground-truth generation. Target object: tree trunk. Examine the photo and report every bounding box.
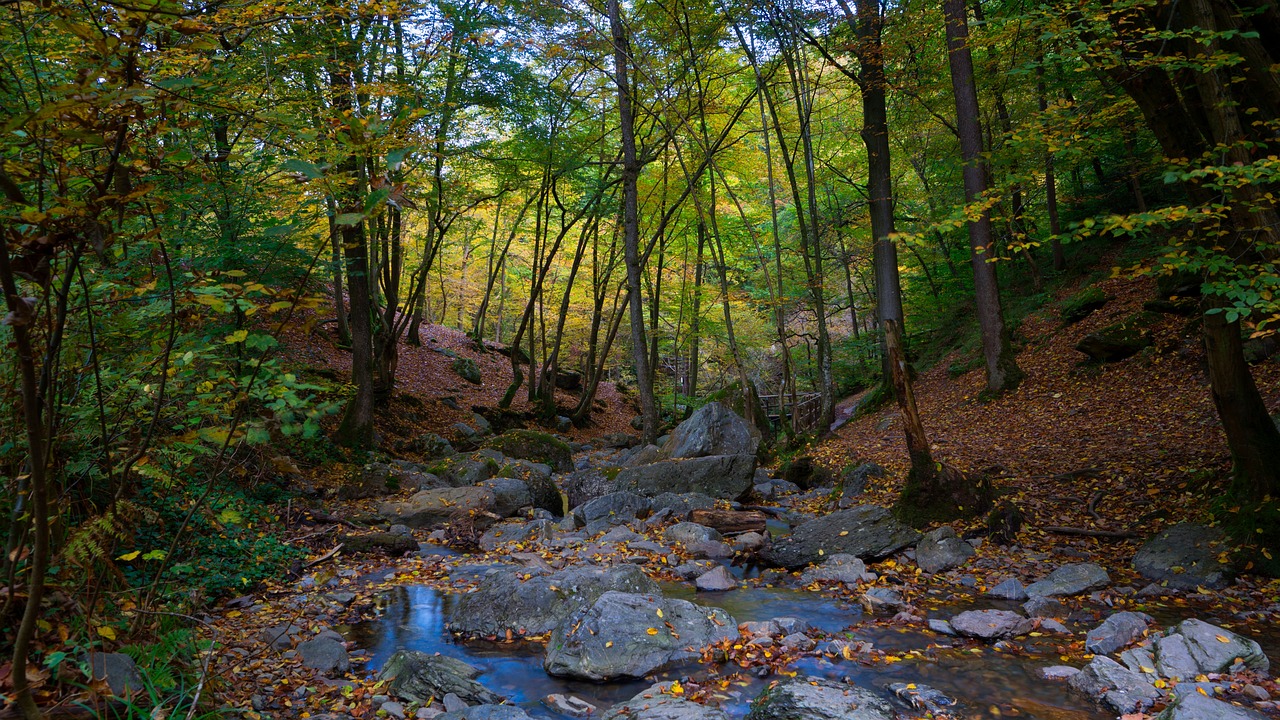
[942,0,1023,393]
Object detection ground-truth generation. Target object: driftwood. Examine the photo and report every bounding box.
[690,509,768,534]
[1043,526,1138,540]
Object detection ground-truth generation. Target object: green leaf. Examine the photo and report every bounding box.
[265,223,298,237]
[282,159,324,179]
[225,329,249,344]
[387,148,412,169]
[335,212,364,227]
[364,187,391,212]
[142,549,167,561]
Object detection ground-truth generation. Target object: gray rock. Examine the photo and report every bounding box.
[444,694,469,712]
[85,653,143,696]
[298,637,350,676]
[1156,691,1268,720]
[928,619,956,635]
[340,531,419,555]
[1134,524,1234,590]
[839,463,886,502]
[1068,656,1159,714]
[1154,633,1201,681]
[389,524,413,537]
[861,587,905,610]
[260,623,304,650]
[429,455,498,487]
[602,683,731,720]
[888,683,955,714]
[760,506,921,569]
[687,540,733,559]
[1171,618,1269,673]
[1041,619,1072,634]
[915,526,975,573]
[662,402,760,459]
[650,493,716,520]
[478,519,556,552]
[602,526,645,544]
[545,694,599,718]
[1120,647,1157,677]
[544,591,736,681]
[781,633,816,651]
[438,706,534,720]
[378,486,497,528]
[799,554,867,585]
[1022,596,1068,618]
[987,578,1028,601]
[614,455,756,501]
[673,561,716,580]
[949,609,1035,640]
[448,564,660,638]
[407,433,455,459]
[382,702,408,719]
[379,651,503,705]
[664,523,722,545]
[1025,563,1110,597]
[745,677,895,720]
[574,492,651,529]
[734,532,768,552]
[1084,611,1153,655]
[695,566,737,592]
[565,468,617,509]
[1039,666,1081,680]
[483,430,574,473]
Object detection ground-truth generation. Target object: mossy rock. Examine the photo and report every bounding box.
[482,429,573,473]
[706,380,773,446]
[340,532,417,554]
[452,357,482,384]
[1060,286,1109,324]
[1075,312,1159,362]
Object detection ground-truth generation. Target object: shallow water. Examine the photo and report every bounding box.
[344,581,1112,720]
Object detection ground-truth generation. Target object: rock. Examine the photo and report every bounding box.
[543,591,736,681]
[1068,656,1159,714]
[662,402,759,459]
[85,653,143,696]
[1153,633,1201,681]
[928,619,955,635]
[1042,619,1072,634]
[839,463,885,502]
[613,455,756,501]
[624,445,663,467]
[479,478,532,517]
[799,554,867,585]
[524,471,564,517]
[1060,287,1109,324]
[1243,685,1270,702]
[760,506,921,569]
[378,651,503,705]
[600,433,642,450]
[443,694,468,712]
[1121,647,1157,677]
[664,522,723,545]
[1039,666,1081,680]
[545,694,598,718]
[447,564,659,638]
[1025,563,1110,597]
[1075,312,1157,362]
[780,633,816,651]
[426,455,498,487]
[438,707,533,720]
[1085,611,1152,655]
[1156,691,1268,720]
[483,430,573,473]
[745,677,895,720]
[452,357,483,384]
[987,578,1028,600]
[1170,618,1269,673]
[673,561,716,580]
[949,609,1035,640]
[601,683,731,720]
[1022,596,1068,618]
[650,492,716,520]
[340,532,419,555]
[381,701,408,719]
[297,637,349,676]
[1133,523,1234,590]
[574,491,651,530]
[695,566,737,591]
[564,468,615,509]
[478,519,556,551]
[687,540,733,559]
[860,587,905,611]
[915,526,975,573]
[339,462,399,500]
[781,457,835,490]
[734,532,768,552]
[888,683,955,714]
[378,487,497,529]
[261,623,304,650]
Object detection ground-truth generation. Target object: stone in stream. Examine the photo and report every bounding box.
[1133,523,1234,590]
[545,694,599,718]
[1069,656,1159,714]
[661,402,760,459]
[1084,611,1153,655]
[888,683,956,715]
[601,682,731,720]
[927,619,956,636]
[986,578,1028,601]
[1156,691,1268,720]
[1021,596,1068,618]
[438,707,535,720]
[664,522,723,545]
[543,591,736,681]
[1038,666,1081,681]
[760,505,921,569]
[695,566,737,592]
[477,478,531,517]
[1024,562,1110,597]
[447,565,659,638]
[613,455,757,501]
[650,492,716,520]
[573,491,651,531]
[297,636,350,676]
[85,653,144,696]
[948,609,1035,640]
[745,677,895,720]
[379,651,504,706]
[799,554,868,585]
[914,526,975,573]
[1166,619,1269,674]
[377,487,497,529]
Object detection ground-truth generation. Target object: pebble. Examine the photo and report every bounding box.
[381,701,407,719]
[1244,685,1271,701]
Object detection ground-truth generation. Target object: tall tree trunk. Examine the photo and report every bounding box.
[610,0,658,443]
[1036,55,1067,272]
[942,0,1024,393]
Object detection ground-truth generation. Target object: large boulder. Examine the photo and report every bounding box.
[1156,691,1268,720]
[1075,312,1157,362]
[1169,619,1268,674]
[915,526,975,573]
[664,523,722,545]
[1084,612,1152,655]
[1133,523,1234,590]
[613,455,756,501]
[745,677,895,720]
[1025,563,1110,597]
[377,486,496,529]
[479,478,532,517]
[85,653,143,696]
[602,683,731,720]
[498,461,564,517]
[1069,656,1159,714]
[565,468,616,509]
[799,554,868,585]
[297,635,350,676]
[760,506,921,569]
[447,565,659,638]
[650,493,716,520]
[483,430,573,473]
[339,532,418,555]
[949,610,1035,640]
[573,491,651,531]
[543,592,736,681]
[662,402,759,459]
[339,462,400,500]
[427,454,499,487]
[378,651,504,705]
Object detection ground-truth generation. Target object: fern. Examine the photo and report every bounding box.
[64,500,159,569]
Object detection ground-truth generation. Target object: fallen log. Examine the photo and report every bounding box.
[690,509,768,534]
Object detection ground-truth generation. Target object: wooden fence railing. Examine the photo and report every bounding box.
[759,391,824,432]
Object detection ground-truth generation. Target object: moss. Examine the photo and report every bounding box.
[894,462,993,528]
[1060,286,1110,324]
[481,429,573,472]
[452,357,482,384]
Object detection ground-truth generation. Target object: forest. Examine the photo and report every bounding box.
[2,0,1279,718]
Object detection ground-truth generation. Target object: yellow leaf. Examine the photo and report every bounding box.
[647,628,659,635]
[669,680,684,695]
[605,641,613,648]
[839,531,849,536]
[1197,687,1208,696]
[117,551,141,561]
[1215,635,1230,643]
[817,549,824,556]
[1154,679,1167,689]
[656,609,663,618]
[97,626,117,640]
